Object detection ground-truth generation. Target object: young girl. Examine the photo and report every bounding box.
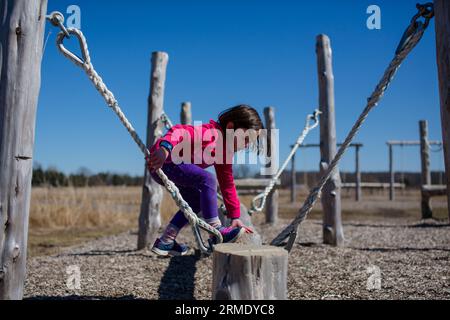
[146,105,264,256]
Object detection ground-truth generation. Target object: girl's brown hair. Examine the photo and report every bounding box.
[218,105,264,132]
[218,105,265,153]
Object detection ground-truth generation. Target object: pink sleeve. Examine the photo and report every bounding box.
[214,163,240,219]
[153,124,191,151]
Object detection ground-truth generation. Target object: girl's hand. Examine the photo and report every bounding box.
[231,219,254,234]
[146,148,169,171]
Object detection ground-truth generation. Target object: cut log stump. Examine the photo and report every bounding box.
[212,244,288,300]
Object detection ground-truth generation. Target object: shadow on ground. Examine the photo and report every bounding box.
[158,254,201,300]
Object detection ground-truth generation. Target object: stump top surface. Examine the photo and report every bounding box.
[214,244,288,257]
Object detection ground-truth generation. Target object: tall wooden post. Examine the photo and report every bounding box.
[389,144,395,201]
[264,107,278,224]
[355,145,362,201]
[180,102,192,125]
[291,149,296,204]
[316,34,344,246]
[434,0,450,220]
[0,0,48,300]
[420,120,432,219]
[138,52,168,250]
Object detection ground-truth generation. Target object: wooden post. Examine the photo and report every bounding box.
[420,120,433,219]
[0,0,48,300]
[264,107,278,224]
[180,102,192,125]
[291,149,296,204]
[434,0,450,220]
[389,144,395,201]
[316,34,344,246]
[137,52,168,250]
[212,244,288,300]
[355,145,362,201]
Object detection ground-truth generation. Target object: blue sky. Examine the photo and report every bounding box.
[36,0,443,176]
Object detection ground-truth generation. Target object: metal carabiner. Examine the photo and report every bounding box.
[46,11,70,39]
[396,3,434,55]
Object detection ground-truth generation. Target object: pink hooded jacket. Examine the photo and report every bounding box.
[150,120,240,219]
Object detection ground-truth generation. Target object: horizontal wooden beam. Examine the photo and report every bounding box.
[342,182,405,189]
[297,143,363,148]
[234,178,281,189]
[421,184,447,197]
[386,140,442,146]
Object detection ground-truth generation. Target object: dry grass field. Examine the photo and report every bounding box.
[29,187,176,257]
[28,186,448,257]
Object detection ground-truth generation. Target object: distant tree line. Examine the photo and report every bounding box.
[32,165,143,187]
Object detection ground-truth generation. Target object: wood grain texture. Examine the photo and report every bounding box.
[180,102,192,125]
[434,0,450,220]
[137,52,168,250]
[316,34,344,246]
[0,0,48,300]
[263,107,278,224]
[419,120,432,219]
[212,244,288,300]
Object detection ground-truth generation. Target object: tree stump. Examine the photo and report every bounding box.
[212,244,288,300]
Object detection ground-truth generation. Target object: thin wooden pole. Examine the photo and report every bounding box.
[355,145,362,201]
[0,0,48,300]
[434,0,450,220]
[291,150,296,204]
[264,107,278,224]
[180,102,192,125]
[316,34,344,246]
[137,52,168,250]
[389,144,395,201]
[420,120,432,219]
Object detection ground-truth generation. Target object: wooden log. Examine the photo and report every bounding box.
[137,52,168,250]
[0,0,48,300]
[434,0,450,220]
[316,34,344,246]
[180,102,192,125]
[342,182,405,189]
[422,184,447,197]
[420,120,432,219]
[389,144,395,201]
[212,244,288,300]
[291,151,296,203]
[355,145,362,201]
[264,107,278,224]
[234,178,281,189]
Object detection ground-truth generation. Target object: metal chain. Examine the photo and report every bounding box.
[159,113,174,130]
[271,3,434,250]
[47,14,222,254]
[248,110,321,215]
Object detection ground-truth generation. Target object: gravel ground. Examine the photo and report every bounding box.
[24,217,450,300]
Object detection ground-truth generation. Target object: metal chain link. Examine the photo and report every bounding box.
[271,3,434,250]
[47,15,222,254]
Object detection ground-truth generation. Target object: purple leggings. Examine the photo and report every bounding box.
[150,162,219,229]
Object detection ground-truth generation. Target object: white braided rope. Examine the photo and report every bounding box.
[55,28,222,253]
[248,110,321,215]
[271,25,429,248]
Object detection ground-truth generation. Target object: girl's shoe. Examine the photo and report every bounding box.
[217,226,245,243]
[151,238,189,256]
